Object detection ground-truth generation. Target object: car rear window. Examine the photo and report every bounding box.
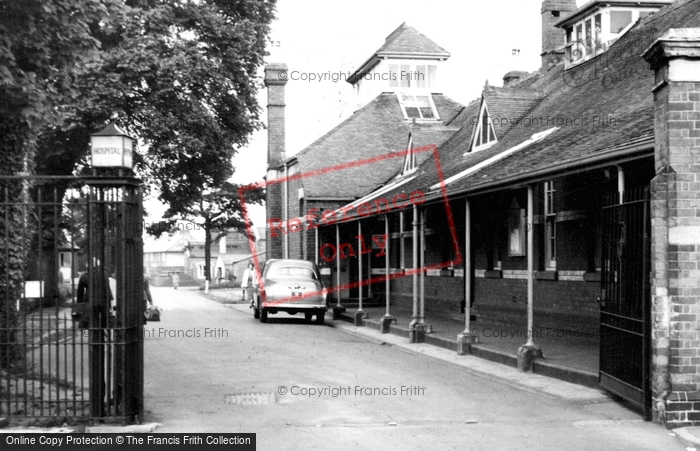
[270,266,318,279]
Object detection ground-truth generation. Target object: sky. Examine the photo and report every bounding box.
[144,0,587,229]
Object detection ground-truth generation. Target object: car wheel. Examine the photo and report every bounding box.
[260,308,268,323]
[305,312,314,322]
[253,307,260,319]
[315,310,325,325]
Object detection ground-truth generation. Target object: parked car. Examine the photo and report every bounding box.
[253,259,328,324]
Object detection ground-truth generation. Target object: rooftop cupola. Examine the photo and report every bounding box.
[347,23,450,114]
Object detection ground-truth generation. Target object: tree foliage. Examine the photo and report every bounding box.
[163,182,264,282]
[0,0,276,364]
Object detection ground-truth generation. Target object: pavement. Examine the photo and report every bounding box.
[333,316,700,449]
[1,286,697,450]
[218,299,695,448]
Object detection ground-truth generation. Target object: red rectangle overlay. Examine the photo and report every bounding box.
[238,144,460,307]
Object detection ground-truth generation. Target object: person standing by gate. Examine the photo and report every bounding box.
[242,262,256,306]
[171,272,179,290]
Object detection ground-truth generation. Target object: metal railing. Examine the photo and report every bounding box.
[0,176,144,423]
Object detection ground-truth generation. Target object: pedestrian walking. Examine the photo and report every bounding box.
[172,272,179,290]
[241,262,256,306]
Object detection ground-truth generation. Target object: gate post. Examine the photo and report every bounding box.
[85,175,144,423]
[644,30,700,428]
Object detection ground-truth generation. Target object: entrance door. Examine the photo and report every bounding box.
[599,186,651,416]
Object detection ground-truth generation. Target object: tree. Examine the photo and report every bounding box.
[33,0,276,190]
[37,0,276,274]
[0,0,124,367]
[1,0,276,366]
[162,182,264,287]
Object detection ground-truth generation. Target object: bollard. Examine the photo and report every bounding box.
[517,344,543,372]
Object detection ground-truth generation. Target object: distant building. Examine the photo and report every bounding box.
[143,223,265,284]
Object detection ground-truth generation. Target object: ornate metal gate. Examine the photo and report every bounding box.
[0,175,144,423]
[599,186,651,416]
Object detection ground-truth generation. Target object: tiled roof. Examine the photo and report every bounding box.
[483,86,546,139]
[348,23,450,84]
[443,0,700,195]
[376,22,450,57]
[332,0,700,219]
[293,92,464,199]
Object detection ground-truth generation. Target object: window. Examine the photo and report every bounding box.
[389,63,437,89]
[471,101,497,151]
[402,131,417,175]
[400,64,410,88]
[610,10,633,34]
[594,14,602,45]
[389,64,398,87]
[508,208,526,257]
[270,266,318,280]
[489,225,502,270]
[397,93,439,120]
[197,264,206,279]
[415,65,427,89]
[544,181,556,269]
[585,18,592,45]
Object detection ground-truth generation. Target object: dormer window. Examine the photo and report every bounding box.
[401,131,417,175]
[559,2,669,69]
[610,10,632,33]
[471,101,497,152]
[397,93,439,120]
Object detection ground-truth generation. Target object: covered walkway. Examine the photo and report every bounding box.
[336,304,599,388]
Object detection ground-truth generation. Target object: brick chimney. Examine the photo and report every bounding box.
[541,0,577,72]
[503,70,530,88]
[264,63,288,260]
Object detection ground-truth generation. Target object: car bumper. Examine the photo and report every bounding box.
[262,301,327,310]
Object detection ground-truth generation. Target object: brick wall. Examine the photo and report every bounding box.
[266,179,284,260]
[645,32,700,428]
[287,171,304,259]
[540,0,577,71]
[390,275,463,315]
[264,64,288,261]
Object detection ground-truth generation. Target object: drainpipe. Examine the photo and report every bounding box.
[458,198,477,354]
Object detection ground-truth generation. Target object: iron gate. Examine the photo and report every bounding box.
[599,186,651,416]
[0,175,144,423]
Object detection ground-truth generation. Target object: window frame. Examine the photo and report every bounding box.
[544,181,557,270]
[402,131,418,175]
[471,101,498,152]
[508,208,526,257]
[388,62,437,90]
[397,93,440,121]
